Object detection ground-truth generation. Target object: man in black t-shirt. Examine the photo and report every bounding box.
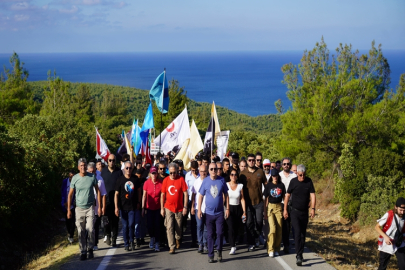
[283,164,316,266]
[114,161,141,251]
[101,154,121,247]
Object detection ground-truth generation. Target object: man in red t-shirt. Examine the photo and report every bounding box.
[161,162,188,254]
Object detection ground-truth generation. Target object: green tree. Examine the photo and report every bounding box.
[0,52,39,126]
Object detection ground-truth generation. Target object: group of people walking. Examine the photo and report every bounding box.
[62,150,319,266]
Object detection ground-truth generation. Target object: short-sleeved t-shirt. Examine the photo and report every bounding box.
[226,183,243,205]
[199,176,228,216]
[239,167,267,206]
[377,212,405,254]
[143,178,163,210]
[287,177,315,212]
[263,181,286,204]
[191,178,206,213]
[94,172,107,215]
[161,176,188,213]
[115,175,141,211]
[185,171,199,201]
[70,173,98,209]
[101,166,121,204]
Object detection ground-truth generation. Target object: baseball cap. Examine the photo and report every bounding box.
[396,197,405,207]
[150,167,157,173]
[231,152,239,159]
[270,169,279,176]
[263,159,271,166]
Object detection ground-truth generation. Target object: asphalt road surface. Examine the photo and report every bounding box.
[61,220,336,270]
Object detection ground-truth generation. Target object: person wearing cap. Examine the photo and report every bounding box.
[375,197,405,270]
[264,169,286,258]
[185,161,199,247]
[283,164,316,266]
[279,157,296,254]
[255,152,263,169]
[161,162,188,254]
[239,153,267,251]
[142,166,163,251]
[263,159,272,181]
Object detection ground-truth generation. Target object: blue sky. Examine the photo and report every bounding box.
[0,0,404,53]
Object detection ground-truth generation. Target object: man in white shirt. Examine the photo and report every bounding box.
[191,164,208,254]
[279,157,296,254]
[185,161,199,247]
[88,162,107,251]
[375,197,405,270]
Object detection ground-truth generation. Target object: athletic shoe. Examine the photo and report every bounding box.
[128,244,132,251]
[131,242,136,251]
[106,237,111,246]
[198,245,203,253]
[248,245,256,252]
[229,247,236,255]
[93,245,98,251]
[154,243,160,252]
[80,253,87,261]
[68,237,74,244]
[88,250,94,259]
[217,250,222,262]
[275,251,279,256]
[208,257,215,263]
[124,246,129,251]
[269,252,274,257]
[203,245,208,254]
[149,237,155,249]
[296,256,303,266]
[103,235,107,243]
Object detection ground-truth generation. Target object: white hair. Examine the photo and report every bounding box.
[297,164,306,173]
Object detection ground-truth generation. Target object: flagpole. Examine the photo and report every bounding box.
[159,68,166,154]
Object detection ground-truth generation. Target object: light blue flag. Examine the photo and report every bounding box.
[149,71,169,113]
[140,102,154,147]
[131,119,142,155]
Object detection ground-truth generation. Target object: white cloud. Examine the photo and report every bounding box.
[14,14,29,21]
[10,2,30,11]
[59,5,78,13]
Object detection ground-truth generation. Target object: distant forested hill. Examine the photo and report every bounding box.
[28,81,281,135]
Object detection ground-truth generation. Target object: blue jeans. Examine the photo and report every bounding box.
[147,209,162,242]
[206,213,224,258]
[120,210,135,246]
[135,209,147,239]
[195,209,207,246]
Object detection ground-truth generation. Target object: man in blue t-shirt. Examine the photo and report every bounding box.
[198,162,229,263]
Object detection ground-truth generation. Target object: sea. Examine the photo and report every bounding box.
[1,51,404,116]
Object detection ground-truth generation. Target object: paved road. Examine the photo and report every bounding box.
[61,221,336,270]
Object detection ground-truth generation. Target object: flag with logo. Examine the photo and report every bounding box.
[203,117,215,155]
[155,106,190,154]
[149,70,169,113]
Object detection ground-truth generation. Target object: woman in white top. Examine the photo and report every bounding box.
[226,168,246,255]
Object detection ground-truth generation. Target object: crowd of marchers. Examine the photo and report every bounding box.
[61,151,405,269]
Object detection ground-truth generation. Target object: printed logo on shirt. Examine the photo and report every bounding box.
[270,187,283,198]
[125,181,134,199]
[210,185,219,199]
[168,185,178,195]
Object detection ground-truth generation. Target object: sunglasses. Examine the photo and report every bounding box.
[283,163,290,166]
[230,173,237,176]
[108,159,115,162]
[264,165,270,168]
[210,168,218,171]
[169,172,177,175]
[247,159,255,162]
[256,159,262,162]
[125,167,131,170]
[159,168,164,170]
[217,168,223,170]
[298,174,305,177]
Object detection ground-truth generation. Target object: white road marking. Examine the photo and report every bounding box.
[96,230,123,270]
[275,256,294,270]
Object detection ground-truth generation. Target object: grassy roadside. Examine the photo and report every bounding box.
[20,223,79,270]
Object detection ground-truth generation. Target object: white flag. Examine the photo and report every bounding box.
[216,130,230,161]
[155,107,190,154]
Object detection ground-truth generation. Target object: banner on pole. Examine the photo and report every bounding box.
[216,130,230,161]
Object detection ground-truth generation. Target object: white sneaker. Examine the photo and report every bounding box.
[68,237,74,243]
[274,251,279,256]
[103,235,107,243]
[269,252,274,257]
[229,247,236,255]
[93,245,98,251]
[248,245,256,251]
[154,242,160,252]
